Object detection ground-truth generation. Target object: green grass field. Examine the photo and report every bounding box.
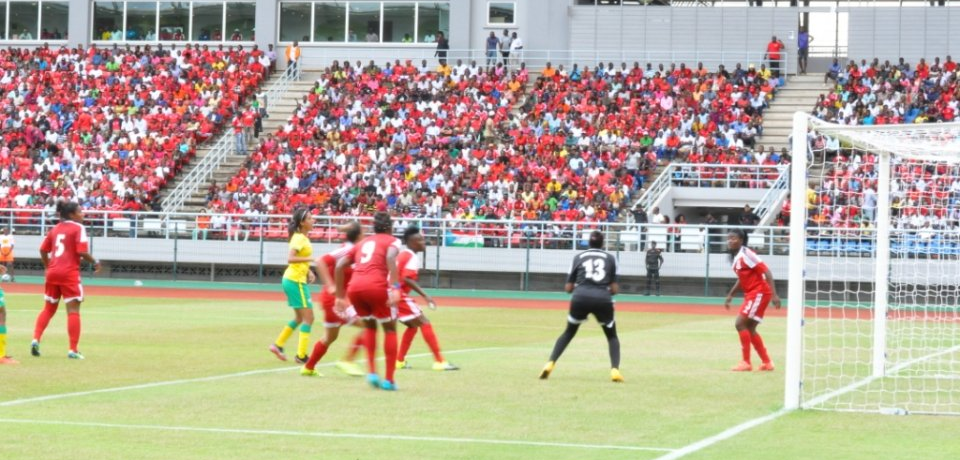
[0,292,958,459]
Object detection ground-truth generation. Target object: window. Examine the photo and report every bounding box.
[0,4,6,39]
[416,2,448,43]
[40,1,69,40]
[488,2,514,25]
[314,2,346,42]
[225,2,255,41]
[93,1,124,41]
[279,1,450,44]
[280,2,311,42]
[159,2,189,40]
[126,2,158,41]
[10,1,39,40]
[348,2,380,43]
[382,2,414,43]
[191,2,224,41]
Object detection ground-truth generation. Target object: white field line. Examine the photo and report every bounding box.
[652,409,790,460]
[0,418,675,453]
[0,347,504,408]
[801,343,960,410]
[654,341,960,458]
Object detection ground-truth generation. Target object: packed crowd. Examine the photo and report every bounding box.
[808,56,960,232]
[815,56,959,125]
[0,43,269,216]
[208,58,787,226]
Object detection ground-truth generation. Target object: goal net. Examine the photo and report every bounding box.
[786,114,960,415]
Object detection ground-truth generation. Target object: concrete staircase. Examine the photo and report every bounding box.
[757,74,826,152]
[158,71,323,213]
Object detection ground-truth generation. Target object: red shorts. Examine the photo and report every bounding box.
[397,296,423,323]
[45,281,84,303]
[347,286,396,323]
[739,291,771,322]
[319,291,358,328]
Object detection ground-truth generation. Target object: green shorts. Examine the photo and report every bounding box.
[0,287,5,308]
[282,278,312,309]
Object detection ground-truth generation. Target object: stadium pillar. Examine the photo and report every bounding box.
[68,1,90,48]
[255,0,279,56]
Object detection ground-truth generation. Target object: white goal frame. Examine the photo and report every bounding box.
[785,112,960,413]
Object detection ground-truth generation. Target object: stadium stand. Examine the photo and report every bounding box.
[208,59,785,230]
[0,43,269,218]
[805,56,960,254]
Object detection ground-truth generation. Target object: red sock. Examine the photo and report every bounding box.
[363,328,377,374]
[384,330,398,383]
[33,302,59,341]
[67,312,81,352]
[751,332,771,364]
[305,340,328,370]
[738,329,752,363]
[420,323,444,362]
[398,327,418,362]
[344,332,364,362]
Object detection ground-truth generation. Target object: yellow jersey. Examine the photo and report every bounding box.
[283,233,312,283]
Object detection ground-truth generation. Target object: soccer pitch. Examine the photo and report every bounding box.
[0,288,957,460]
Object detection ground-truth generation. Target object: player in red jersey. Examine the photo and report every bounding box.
[31,201,101,359]
[335,212,402,391]
[395,226,458,371]
[724,229,781,372]
[301,221,367,378]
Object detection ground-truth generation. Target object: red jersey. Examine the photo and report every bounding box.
[732,246,771,295]
[396,248,420,296]
[321,242,354,286]
[348,233,401,291]
[39,221,90,284]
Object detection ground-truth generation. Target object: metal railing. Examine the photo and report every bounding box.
[632,163,788,212]
[160,65,300,213]
[754,165,790,222]
[299,48,788,76]
[0,208,794,259]
[632,164,674,214]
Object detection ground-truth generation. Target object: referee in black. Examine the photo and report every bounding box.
[539,230,623,383]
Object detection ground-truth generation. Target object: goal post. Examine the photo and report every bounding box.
[786,113,960,415]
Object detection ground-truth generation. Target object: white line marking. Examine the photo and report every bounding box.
[652,409,790,460]
[0,347,503,408]
[656,343,960,459]
[802,343,960,410]
[0,418,675,452]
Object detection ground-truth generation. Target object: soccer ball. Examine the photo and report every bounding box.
[0,274,10,282]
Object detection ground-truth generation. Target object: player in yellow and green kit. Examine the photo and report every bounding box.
[268,207,316,364]
[0,264,17,364]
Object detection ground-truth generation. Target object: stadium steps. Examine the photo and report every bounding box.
[757,75,828,152]
[160,71,324,213]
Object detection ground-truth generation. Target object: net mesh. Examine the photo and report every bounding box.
[799,119,960,415]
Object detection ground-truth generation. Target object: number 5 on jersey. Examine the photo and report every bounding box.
[54,234,66,258]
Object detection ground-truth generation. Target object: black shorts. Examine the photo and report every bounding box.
[569,296,615,327]
[799,48,808,58]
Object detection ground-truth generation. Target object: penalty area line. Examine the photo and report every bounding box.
[0,347,504,408]
[0,418,676,453]
[652,409,790,460]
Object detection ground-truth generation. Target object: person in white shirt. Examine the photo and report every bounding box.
[509,32,523,66]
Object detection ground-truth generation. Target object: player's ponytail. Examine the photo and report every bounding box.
[372,211,391,234]
[288,207,308,238]
[56,200,79,221]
